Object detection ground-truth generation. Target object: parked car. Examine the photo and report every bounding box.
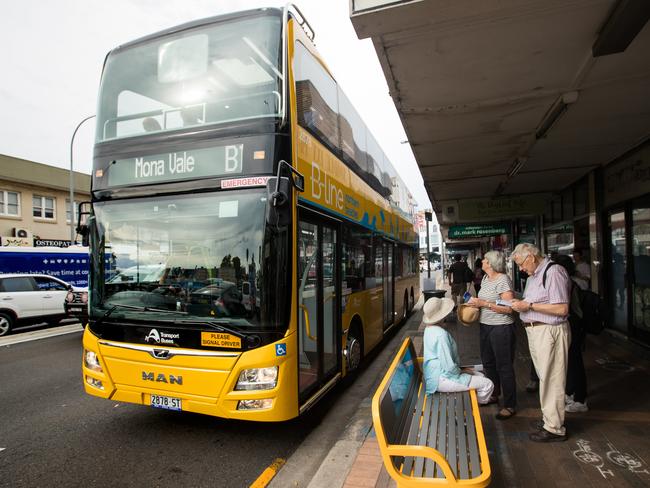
[64,287,89,321]
[0,273,80,337]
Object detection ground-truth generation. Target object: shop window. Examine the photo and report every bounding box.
[546,224,574,256]
[632,207,650,331]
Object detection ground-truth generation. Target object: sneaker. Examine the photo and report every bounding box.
[529,429,567,443]
[565,394,574,406]
[565,401,588,413]
[525,380,539,393]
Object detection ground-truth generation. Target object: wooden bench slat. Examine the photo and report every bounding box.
[413,390,436,477]
[455,391,470,479]
[446,394,459,479]
[401,381,427,475]
[426,393,440,478]
[463,391,481,477]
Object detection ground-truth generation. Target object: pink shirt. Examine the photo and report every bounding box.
[520,258,570,325]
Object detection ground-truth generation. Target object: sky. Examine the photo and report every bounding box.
[0,0,431,210]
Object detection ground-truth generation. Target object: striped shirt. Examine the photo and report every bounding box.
[520,258,570,325]
[477,273,514,325]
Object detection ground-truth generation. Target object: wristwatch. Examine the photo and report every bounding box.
[529,302,534,312]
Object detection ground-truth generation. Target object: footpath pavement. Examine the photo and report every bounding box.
[279,288,650,488]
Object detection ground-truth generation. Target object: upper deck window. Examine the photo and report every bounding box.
[96,13,283,142]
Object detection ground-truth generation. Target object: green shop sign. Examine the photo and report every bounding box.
[107,144,244,187]
[458,195,545,220]
[448,223,511,239]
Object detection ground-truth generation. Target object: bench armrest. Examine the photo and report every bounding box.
[385,444,456,483]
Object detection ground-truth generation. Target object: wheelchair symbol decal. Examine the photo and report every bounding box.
[275,344,287,356]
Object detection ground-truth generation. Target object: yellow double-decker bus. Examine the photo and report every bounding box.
[80,5,419,421]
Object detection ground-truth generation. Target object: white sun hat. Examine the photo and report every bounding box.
[422,297,455,324]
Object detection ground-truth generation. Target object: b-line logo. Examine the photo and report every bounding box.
[310,162,344,211]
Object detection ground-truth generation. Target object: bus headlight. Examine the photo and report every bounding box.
[84,349,103,372]
[86,376,105,390]
[237,399,273,410]
[235,366,278,390]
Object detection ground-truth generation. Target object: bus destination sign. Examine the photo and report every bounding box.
[108,144,244,187]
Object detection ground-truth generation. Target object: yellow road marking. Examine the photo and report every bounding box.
[249,458,286,488]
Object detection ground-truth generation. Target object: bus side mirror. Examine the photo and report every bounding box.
[76,201,93,246]
[293,173,305,192]
[266,176,291,227]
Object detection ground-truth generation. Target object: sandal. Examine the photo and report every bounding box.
[496,407,516,420]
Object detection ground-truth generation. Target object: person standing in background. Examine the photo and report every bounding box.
[573,249,591,290]
[555,255,589,413]
[447,254,472,308]
[473,257,485,295]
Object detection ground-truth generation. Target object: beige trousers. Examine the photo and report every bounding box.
[526,322,571,436]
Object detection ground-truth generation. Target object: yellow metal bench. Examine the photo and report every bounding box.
[371,337,491,487]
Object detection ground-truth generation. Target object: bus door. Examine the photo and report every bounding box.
[297,215,340,403]
[382,240,394,330]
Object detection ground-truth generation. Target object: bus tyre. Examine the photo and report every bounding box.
[0,312,14,337]
[403,295,408,321]
[346,327,363,373]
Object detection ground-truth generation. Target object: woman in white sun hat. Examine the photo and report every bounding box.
[422,297,494,404]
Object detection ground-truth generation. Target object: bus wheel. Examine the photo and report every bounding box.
[346,326,363,373]
[402,295,408,321]
[0,312,14,337]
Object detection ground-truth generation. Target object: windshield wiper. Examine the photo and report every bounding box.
[142,307,188,315]
[92,303,144,327]
[93,304,187,326]
[172,318,242,336]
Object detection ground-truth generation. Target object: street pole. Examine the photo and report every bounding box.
[70,115,95,243]
[425,211,432,279]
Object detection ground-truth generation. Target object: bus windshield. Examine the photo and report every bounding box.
[92,190,284,331]
[96,12,282,142]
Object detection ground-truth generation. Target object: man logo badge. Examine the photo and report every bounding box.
[142,371,183,385]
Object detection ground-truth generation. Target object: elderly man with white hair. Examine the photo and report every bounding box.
[510,243,571,443]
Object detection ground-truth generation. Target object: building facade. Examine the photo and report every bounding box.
[0,154,90,247]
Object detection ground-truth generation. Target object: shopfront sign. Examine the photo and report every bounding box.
[448,223,511,239]
[0,236,31,247]
[603,144,650,208]
[34,239,73,248]
[456,195,546,221]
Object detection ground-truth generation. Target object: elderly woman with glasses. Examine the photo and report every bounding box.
[467,250,516,420]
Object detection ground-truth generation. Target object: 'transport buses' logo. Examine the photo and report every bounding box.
[145,329,179,345]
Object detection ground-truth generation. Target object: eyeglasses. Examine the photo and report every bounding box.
[515,255,531,270]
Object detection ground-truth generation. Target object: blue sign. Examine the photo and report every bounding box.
[275,343,286,356]
[0,249,90,287]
